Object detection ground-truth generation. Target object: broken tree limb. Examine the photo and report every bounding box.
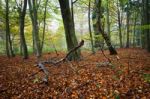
[29,40,84,81]
[28,62,49,84]
[65,40,84,60]
[37,62,49,84]
[39,40,84,65]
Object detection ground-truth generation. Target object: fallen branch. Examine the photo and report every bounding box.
[29,40,84,82]
[64,40,84,60]
[99,43,111,63]
[39,40,84,65]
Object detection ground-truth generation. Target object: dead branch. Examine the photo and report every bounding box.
[40,40,84,65]
[65,40,84,60]
[29,40,84,81]
[99,43,111,63]
[73,0,79,4]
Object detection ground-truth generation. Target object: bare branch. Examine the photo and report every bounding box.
[73,0,79,4]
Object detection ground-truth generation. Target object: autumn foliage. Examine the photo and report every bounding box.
[0,48,150,98]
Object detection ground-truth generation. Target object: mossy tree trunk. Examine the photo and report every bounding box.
[92,0,117,55]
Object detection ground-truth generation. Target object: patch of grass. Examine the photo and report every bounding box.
[142,73,150,83]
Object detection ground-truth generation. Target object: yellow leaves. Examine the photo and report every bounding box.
[10,25,19,35]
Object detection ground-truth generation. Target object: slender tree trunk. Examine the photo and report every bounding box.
[141,0,146,48]
[88,0,95,54]
[106,0,111,40]
[126,3,130,48]
[117,0,123,48]
[19,0,28,59]
[41,0,48,53]
[145,0,150,52]
[5,0,15,57]
[133,11,138,47]
[58,0,81,61]
[5,1,10,58]
[33,0,41,57]
[28,0,41,57]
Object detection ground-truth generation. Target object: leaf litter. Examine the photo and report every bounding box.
[0,48,150,98]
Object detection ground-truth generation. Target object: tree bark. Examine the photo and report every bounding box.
[19,0,28,59]
[28,0,41,57]
[133,11,138,47]
[145,0,150,52]
[71,0,75,28]
[106,0,111,40]
[5,0,15,57]
[58,0,81,61]
[126,2,130,48]
[117,0,123,48]
[93,0,117,55]
[88,0,95,54]
[141,0,146,48]
[41,0,48,53]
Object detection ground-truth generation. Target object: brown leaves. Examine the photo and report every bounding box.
[0,48,150,98]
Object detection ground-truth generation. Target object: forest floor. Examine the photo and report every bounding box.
[0,48,150,99]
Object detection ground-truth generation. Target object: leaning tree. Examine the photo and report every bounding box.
[92,0,117,55]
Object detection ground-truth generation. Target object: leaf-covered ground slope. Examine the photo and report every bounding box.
[0,48,150,98]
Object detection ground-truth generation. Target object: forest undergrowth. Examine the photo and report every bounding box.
[0,48,150,98]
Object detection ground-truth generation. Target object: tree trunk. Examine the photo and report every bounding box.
[19,0,28,59]
[41,0,48,53]
[126,2,130,48]
[145,0,150,52]
[58,0,81,61]
[93,0,117,55]
[133,11,138,47]
[117,0,123,48]
[5,5,10,58]
[92,0,103,48]
[141,0,146,48]
[5,0,15,57]
[28,0,41,57]
[88,0,95,54]
[106,0,111,40]
[71,0,75,28]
